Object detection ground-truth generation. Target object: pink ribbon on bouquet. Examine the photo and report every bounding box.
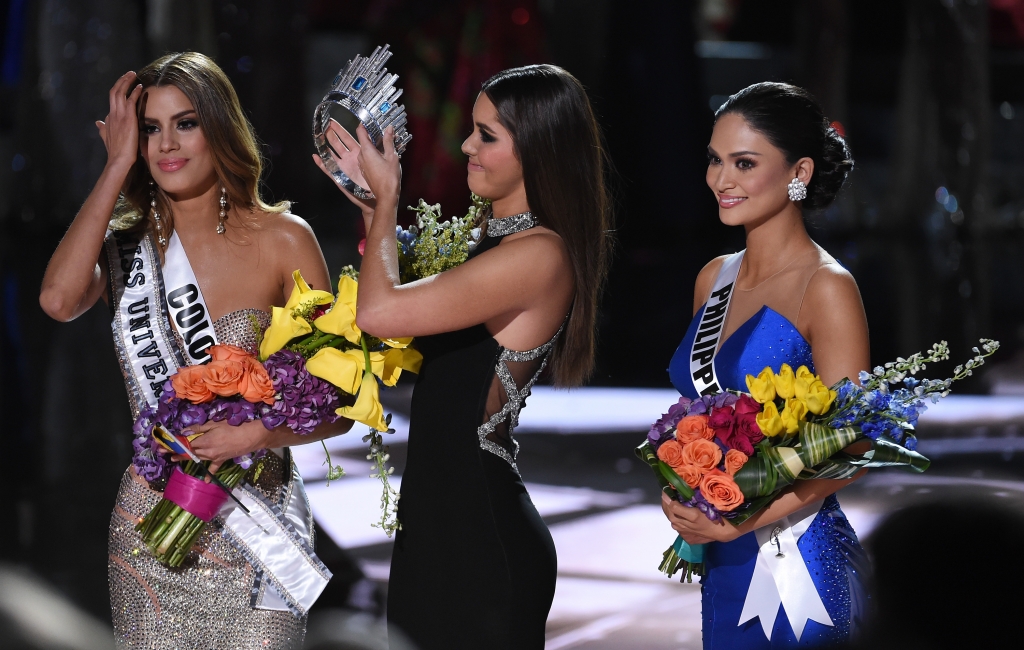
[164,467,229,522]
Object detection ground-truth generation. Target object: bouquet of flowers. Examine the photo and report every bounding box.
[396,193,486,283]
[133,194,487,563]
[637,339,1000,582]
[132,270,422,565]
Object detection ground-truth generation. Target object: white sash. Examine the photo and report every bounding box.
[221,462,331,616]
[686,250,833,640]
[738,500,834,640]
[106,232,184,415]
[106,230,331,617]
[162,231,218,363]
[689,251,743,395]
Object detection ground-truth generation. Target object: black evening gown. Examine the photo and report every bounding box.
[387,229,559,649]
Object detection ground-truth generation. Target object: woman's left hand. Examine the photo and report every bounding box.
[661,491,742,545]
[172,420,268,474]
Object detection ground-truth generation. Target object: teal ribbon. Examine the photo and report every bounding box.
[673,535,705,563]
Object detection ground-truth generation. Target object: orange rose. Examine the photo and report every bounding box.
[680,438,723,472]
[675,415,715,444]
[724,449,749,476]
[700,469,745,512]
[203,359,245,397]
[677,463,704,489]
[209,344,252,363]
[171,365,214,403]
[656,440,686,471]
[237,357,276,404]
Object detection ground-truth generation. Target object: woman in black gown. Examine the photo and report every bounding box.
[314,65,611,648]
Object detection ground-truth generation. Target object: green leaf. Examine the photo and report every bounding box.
[658,461,695,500]
[732,452,779,499]
[798,421,861,467]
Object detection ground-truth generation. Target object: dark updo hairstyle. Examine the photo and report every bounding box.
[715,82,853,210]
[481,64,612,387]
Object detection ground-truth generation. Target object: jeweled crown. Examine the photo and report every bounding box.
[313,45,412,199]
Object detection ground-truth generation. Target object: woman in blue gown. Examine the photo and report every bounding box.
[662,82,871,648]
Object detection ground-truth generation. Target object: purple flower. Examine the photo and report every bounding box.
[131,405,171,482]
[685,490,722,522]
[647,396,693,446]
[260,350,341,435]
[209,397,257,427]
[178,403,209,429]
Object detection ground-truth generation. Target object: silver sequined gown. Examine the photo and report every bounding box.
[108,309,308,649]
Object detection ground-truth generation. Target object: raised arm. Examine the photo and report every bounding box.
[314,122,571,343]
[40,72,143,322]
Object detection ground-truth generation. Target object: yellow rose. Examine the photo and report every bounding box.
[800,381,837,415]
[772,363,796,399]
[745,367,777,404]
[381,336,414,349]
[336,371,388,431]
[780,397,808,434]
[305,348,366,395]
[755,400,785,437]
[283,270,334,311]
[259,306,312,360]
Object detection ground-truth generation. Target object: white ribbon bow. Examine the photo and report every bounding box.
[737,499,834,641]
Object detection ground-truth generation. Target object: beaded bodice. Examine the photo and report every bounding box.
[175,308,271,364]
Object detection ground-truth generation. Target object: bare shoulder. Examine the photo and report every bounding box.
[254,211,330,289]
[693,255,730,314]
[491,228,571,271]
[804,259,863,311]
[258,211,318,248]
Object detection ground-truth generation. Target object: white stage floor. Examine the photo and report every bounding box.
[295,387,1024,649]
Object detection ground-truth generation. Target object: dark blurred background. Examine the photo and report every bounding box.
[1,0,1023,631]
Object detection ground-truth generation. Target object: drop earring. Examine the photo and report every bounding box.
[787,177,807,202]
[150,181,167,246]
[217,186,227,234]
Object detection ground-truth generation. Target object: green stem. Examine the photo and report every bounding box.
[156,508,191,555]
[360,334,371,373]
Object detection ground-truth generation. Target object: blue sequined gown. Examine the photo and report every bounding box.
[669,305,867,649]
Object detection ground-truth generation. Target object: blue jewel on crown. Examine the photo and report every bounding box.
[313,44,412,200]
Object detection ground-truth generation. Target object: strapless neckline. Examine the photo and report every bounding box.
[212,307,270,326]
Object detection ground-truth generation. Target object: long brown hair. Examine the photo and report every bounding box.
[482,65,612,387]
[118,52,286,244]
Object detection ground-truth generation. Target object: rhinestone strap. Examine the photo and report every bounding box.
[486,211,537,237]
[476,322,565,471]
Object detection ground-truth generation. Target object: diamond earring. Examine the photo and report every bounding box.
[787,177,807,202]
[217,186,227,234]
[150,181,167,246]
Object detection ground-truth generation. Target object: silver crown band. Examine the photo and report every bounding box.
[313,44,412,200]
[487,211,537,237]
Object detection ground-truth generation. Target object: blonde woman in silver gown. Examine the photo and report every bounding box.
[39,53,350,648]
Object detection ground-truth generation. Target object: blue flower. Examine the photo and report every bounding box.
[865,390,891,411]
[904,435,918,451]
[861,420,885,440]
